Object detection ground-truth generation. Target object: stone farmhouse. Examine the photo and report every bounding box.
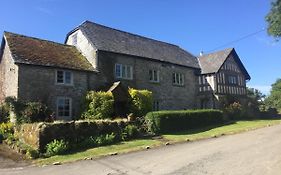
[0,21,250,120]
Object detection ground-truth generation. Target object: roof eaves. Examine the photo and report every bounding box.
[14,61,98,73]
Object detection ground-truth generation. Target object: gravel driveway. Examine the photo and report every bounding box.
[1,124,281,175]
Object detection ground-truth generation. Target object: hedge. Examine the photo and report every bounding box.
[145,109,223,134]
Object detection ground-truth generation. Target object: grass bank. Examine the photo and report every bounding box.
[36,119,281,165]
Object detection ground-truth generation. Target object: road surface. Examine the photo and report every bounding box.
[1,124,281,175]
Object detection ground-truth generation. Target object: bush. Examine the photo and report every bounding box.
[145,109,223,134]
[128,88,153,117]
[0,122,14,139]
[224,102,243,120]
[45,139,69,157]
[26,148,40,159]
[20,102,51,123]
[95,133,116,146]
[0,103,10,123]
[122,124,139,140]
[79,133,116,149]
[82,91,114,120]
[4,97,51,124]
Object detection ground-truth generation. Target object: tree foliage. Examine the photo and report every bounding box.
[266,0,281,39]
[265,79,281,112]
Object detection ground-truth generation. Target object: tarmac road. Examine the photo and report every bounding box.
[1,124,281,175]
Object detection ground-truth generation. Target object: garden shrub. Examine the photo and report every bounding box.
[26,148,40,159]
[78,133,117,149]
[128,88,153,117]
[82,91,114,120]
[45,139,69,157]
[0,122,14,139]
[0,103,10,123]
[223,102,243,120]
[122,124,139,140]
[20,102,51,123]
[145,109,223,134]
[95,133,116,146]
[4,97,51,124]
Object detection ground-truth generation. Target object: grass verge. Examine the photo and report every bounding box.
[36,119,281,165]
[163,119,281,142]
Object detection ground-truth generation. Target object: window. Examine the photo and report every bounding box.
[57,97,72,119]
[228,75,237,85]
[173,73,184,86]
[115,64,133,79]
[153,101,160,111]
[149,70,160,82]
[72,33,77,46]
[56,70,73,85]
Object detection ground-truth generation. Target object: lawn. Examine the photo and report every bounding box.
[36,119,281,165]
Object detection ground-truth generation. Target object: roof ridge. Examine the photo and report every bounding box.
[83,20,180,48]
[4,31,74,48]
[201,48,234,57]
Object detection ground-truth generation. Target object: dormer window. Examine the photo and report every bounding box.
[56,70,73,85]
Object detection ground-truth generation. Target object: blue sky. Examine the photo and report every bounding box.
[0,0,280,95]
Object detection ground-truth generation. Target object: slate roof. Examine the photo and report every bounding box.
[67,21,200,69]
[4,32,95,72]
[198,48,250,80]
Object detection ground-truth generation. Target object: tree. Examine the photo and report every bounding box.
[266,0,281,39]
[265,79,281,112]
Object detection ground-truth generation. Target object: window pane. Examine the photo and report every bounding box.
[64,111,70,117]
[115,64,121,78]
[57,98,71,117]
[153,70,158,81]
[57,71,64,83]
[122,65,126,78]
[149,70,153,81]
[126,66,131,79]
[65,72,72,84]
[173,73,176,83]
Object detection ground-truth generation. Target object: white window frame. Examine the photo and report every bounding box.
[173,72,184,86]
[115,64,133,80]
[56,97,72,119]
[149,69,160,83]
[56,70,73,85]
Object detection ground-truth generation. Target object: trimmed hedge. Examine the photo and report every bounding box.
[145,109,223,134]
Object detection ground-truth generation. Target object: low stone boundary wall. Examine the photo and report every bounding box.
[16,119,128,152]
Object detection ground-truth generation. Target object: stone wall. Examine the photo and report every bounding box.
[98,51,199,110]
[0,41,19,102]
[17,120,128,152]
[17,65,100,119]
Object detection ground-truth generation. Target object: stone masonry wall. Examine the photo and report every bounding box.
[17,64,100,119]
[98,51,199,110]
[0,42,19,103]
